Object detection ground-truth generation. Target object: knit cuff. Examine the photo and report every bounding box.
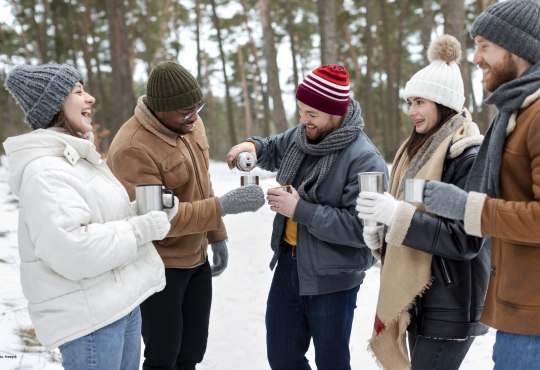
[385,201,416,246]
[464,192,487,237]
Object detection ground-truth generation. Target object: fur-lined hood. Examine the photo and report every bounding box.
[448,108,483,159]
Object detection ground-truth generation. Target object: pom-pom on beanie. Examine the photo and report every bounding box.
[471,0,540,64]
[403,34,465,112]
[146,61,203,112]
[4,63,83,130]
[296,64,351,116]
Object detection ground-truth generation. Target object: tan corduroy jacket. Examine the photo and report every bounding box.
[107,96,227,268]
[464,89,540,335]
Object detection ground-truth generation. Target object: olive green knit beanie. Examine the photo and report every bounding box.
[146,61,202,112]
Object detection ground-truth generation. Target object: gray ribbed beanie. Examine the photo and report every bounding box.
[471,0,540,64]
[4,63,83,130]
[146,61,202,112]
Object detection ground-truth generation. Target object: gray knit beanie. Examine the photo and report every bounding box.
[471,0,540,64]
[4,63,83,130]
[146,61,202,112]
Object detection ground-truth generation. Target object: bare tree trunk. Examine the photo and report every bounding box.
[318,0,337,64]
[259,0,288,133]
[441,0,473,110]
[105,0,136,135]
[340,1,361,97]
[379,0,402,159]
[473,0,498,133]
[29,0,49,63]
[240,0,269,136]
[285,0,300,119]
[238,48,254,137]
[150,0,170,71]
[195,0,202,83]
[202,54,217,156]
[394,0,408,147]
[359,0,376,139]
[210,0,238,146]
[421,0,434,65]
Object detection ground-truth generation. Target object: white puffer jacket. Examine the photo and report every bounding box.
[2,129,165,349]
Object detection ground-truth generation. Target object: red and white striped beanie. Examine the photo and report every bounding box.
[295,64,351,116]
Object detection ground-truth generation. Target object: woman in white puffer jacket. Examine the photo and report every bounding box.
[2,63,173,370]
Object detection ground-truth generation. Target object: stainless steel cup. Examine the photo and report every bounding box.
[404,179,426,204]
[240,175,259,186]
[136,184,175,215]
[358,172,385,227]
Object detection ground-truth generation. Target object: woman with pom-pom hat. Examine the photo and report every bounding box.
[356,35,489,369]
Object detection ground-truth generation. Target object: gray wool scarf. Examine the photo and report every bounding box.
[466,62,540,196]
[276,100,363,202]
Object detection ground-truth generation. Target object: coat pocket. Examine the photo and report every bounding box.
[159,152,189,189]
[196,138,210,169]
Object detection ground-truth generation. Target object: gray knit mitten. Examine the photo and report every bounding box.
[210,240,229,277]
[219,185,265,216]
[424,181,467,220]
[127,211,171,246]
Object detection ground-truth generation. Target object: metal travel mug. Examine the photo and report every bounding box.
[135,184,175,215]
[358,172,385,227]
[404,179,426,204]
[235,152,257,172]
[240,175,260,186]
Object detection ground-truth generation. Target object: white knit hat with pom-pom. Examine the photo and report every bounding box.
[403,34,464,112]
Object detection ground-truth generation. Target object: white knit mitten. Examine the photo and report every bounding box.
[127,211,170,246]
[363,225,385,250]
[162,194,179,221]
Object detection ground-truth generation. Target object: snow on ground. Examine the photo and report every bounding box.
[0,158,494,369]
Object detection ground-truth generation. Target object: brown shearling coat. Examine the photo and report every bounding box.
[474,92,540,334]
[107,96,227,268]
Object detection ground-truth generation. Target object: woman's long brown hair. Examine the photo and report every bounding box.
[400,103,457,162]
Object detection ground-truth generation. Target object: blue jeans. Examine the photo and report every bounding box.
[407,332,475,370]
[59,306,141,370]
[493,330,540,370]
[266,251,359,370]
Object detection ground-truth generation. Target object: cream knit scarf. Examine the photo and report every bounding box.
[369,111,476,370]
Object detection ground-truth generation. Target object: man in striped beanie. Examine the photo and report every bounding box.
[226,65,387,369]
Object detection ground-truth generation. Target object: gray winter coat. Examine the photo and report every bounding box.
[250,122,387,296]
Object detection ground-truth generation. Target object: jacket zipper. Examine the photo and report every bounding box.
[180,136,205,197]
[179,136,206,264]
[437,256,454,286]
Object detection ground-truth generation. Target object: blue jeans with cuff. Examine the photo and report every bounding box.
[493,330,540,370]
[266,251,359,370]
[59,306,141,370]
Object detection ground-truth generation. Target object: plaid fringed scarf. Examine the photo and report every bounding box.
[369,112,474,370]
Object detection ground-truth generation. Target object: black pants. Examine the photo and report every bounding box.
[408,331,475,370]
[141,261,212,370]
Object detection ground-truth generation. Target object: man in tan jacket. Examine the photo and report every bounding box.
[107,61,264,370]
[422,0,540,368]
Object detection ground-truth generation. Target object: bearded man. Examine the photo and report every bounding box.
[421,1,540,368]
[227,64,387,370]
